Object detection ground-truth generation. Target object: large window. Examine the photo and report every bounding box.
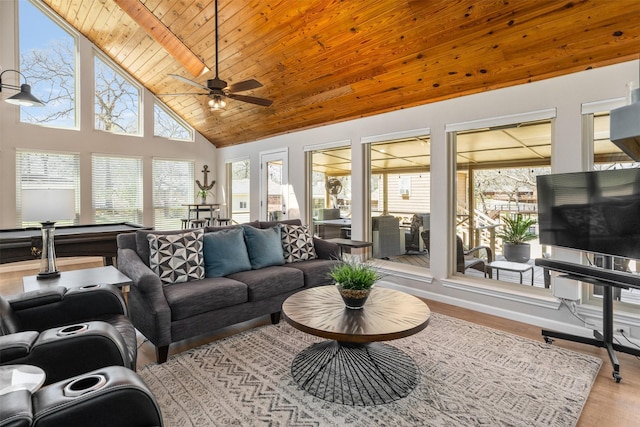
[19,0,77,128]
[94,54,141,135]
[153,159,194,230]
[92,155,143,223]
[589,111,640,307]
[153,102,193,141]
[453,117,552,287]
[368,136,430,262]
[16,150,80,226]
[308,146,352,239]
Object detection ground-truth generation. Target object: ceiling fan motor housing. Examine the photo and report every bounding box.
[207,77,227,90]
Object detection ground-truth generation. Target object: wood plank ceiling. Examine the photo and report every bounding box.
[42,0,640,148]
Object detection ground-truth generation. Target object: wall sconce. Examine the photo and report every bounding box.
[22,189,75,279]
[0,69,46,107]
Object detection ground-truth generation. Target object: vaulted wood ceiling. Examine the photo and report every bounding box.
[42,0,640,148]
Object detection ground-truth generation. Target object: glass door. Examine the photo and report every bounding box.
[260,149,288,221]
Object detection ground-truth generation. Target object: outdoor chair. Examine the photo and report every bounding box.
[456,236,493,277]
[405,213,430,253]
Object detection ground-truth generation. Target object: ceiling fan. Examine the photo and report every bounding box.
[162,0,272,110]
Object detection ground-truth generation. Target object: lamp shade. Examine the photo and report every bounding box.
[22,189,75,222]
[5,84,45,107]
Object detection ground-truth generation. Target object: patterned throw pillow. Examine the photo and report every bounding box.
[281,224,317,263]
[147,229,204,284]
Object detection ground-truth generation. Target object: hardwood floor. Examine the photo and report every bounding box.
[2,259,638,426]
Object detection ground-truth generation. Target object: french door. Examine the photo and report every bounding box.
[260,149,288,221]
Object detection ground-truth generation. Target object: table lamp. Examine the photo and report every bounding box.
[22,189,75,279]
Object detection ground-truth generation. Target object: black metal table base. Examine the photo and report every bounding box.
[291,340,419,406]
[541,278,640,383]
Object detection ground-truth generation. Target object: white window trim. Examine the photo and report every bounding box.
[581,97,625,115]
[445,109,556,133]
[360,128,431,145]
[303,139,351,152]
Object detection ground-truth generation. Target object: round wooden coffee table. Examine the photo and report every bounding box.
[281,286,430,405]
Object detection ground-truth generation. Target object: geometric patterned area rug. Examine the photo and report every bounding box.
[139,313,602,427]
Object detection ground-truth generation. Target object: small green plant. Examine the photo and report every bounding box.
[328,257,381,290]
[197,189,208,198]
[496,213,537,244]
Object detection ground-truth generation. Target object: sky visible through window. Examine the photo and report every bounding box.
[19,0,76,127]
[19,1,62,51]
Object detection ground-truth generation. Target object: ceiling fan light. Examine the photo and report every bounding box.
[208,95,226,111]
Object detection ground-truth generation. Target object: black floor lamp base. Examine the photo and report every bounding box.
[37,270,61,280]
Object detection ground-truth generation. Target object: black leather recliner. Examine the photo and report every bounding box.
[0,366,163,427]
[0,285,137,384]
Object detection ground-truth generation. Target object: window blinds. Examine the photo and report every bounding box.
[152,159,194,230]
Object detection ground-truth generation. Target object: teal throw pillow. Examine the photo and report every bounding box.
[243,224,285,269]
[203,228,252,277]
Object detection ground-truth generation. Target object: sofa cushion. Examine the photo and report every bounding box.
[203,228,252,277]
[283,259,339,288]
[147,229,205,284]
[243,225,285,269]
[281,224,317,263]
[227,266,303,301]
[163,277,248,321]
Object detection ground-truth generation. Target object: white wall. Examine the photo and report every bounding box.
[0,0,216,228]
[217,60,640,336]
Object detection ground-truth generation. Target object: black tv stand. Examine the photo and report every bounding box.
[535,258,640,383]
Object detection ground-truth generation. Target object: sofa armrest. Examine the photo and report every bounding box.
[0,331,38,361]
[116,248,164,295]
[116,247,172,348]
[313,237,341,260]
[10,286,127,332]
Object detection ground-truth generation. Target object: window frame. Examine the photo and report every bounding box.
[153,99,194,142]
[152,158,195,230]
[91,153,144,224]
[18,0,79,129]
[16,149,81,227]
[93,49,143,136]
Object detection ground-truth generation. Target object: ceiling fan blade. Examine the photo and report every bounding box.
[157,92,209,96]
[169,74,209,91]
[226,93,273,107]
[227,79,263,93]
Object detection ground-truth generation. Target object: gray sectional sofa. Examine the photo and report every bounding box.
[116,219,340,363]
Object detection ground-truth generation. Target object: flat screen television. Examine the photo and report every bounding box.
[536,168,640,260]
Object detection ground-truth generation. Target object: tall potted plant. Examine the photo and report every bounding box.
[496,214,537,263]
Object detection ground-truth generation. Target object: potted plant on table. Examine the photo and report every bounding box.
[496,213,537,263]
[328,256,382,309]
[197,189,209,204]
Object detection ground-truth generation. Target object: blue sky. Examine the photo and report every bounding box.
[19,0,68,52]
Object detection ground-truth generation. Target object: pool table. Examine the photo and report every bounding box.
[0,222,150,265]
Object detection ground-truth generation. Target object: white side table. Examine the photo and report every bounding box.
[487,260,534,286]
